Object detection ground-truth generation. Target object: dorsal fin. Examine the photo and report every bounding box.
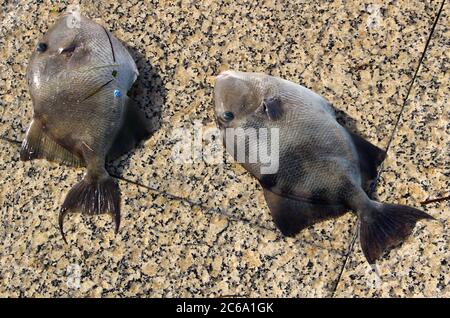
[107,98,152,161]
[347,131,386,194]
[20,119,84,167]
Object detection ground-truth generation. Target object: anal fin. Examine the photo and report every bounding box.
[347,131,386,194]
[263,189,347,236]
[20,119,84,167]
[107,98,152,161]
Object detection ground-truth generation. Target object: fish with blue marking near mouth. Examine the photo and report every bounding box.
[21,11,150,242]
[214,70,434,264]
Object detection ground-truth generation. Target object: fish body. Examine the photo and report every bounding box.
[21,12,149,242]
[214,70,433,264]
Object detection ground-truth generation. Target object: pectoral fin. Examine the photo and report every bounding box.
[107,98,152,161]
[20,119,83,167]
[263,189,346,236]
[262,96,283,121]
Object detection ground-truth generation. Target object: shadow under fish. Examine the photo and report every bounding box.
[21,12,152,242]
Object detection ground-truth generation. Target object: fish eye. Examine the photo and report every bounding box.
[223,111,234,122]
[36,42,47,53]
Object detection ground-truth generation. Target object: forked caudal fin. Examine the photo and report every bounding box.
[359,201,434,264]
[59,174,121,243]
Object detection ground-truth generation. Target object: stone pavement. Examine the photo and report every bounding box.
[0,0,448,297]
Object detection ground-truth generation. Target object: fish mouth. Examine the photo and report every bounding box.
[216,70,240,84]
[216,70,233,80]
[215,115,227,128]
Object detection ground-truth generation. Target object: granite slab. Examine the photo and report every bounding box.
[0,139,344,297]
[333,7,449,297]
[0,0,446,297]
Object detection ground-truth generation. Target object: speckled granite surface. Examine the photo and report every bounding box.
[334,5,450,296]
[0,0,448,297]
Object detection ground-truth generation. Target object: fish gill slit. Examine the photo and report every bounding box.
[103,26,116,63]
[83,79,114,101]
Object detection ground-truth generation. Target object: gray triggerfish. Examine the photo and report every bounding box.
[22,11,150,242]
[214,70,434,264]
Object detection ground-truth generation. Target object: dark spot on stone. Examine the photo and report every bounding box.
[27,167,37,177]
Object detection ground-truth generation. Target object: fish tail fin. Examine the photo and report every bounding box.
[59,172,120,243]
[359,201,434,264]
